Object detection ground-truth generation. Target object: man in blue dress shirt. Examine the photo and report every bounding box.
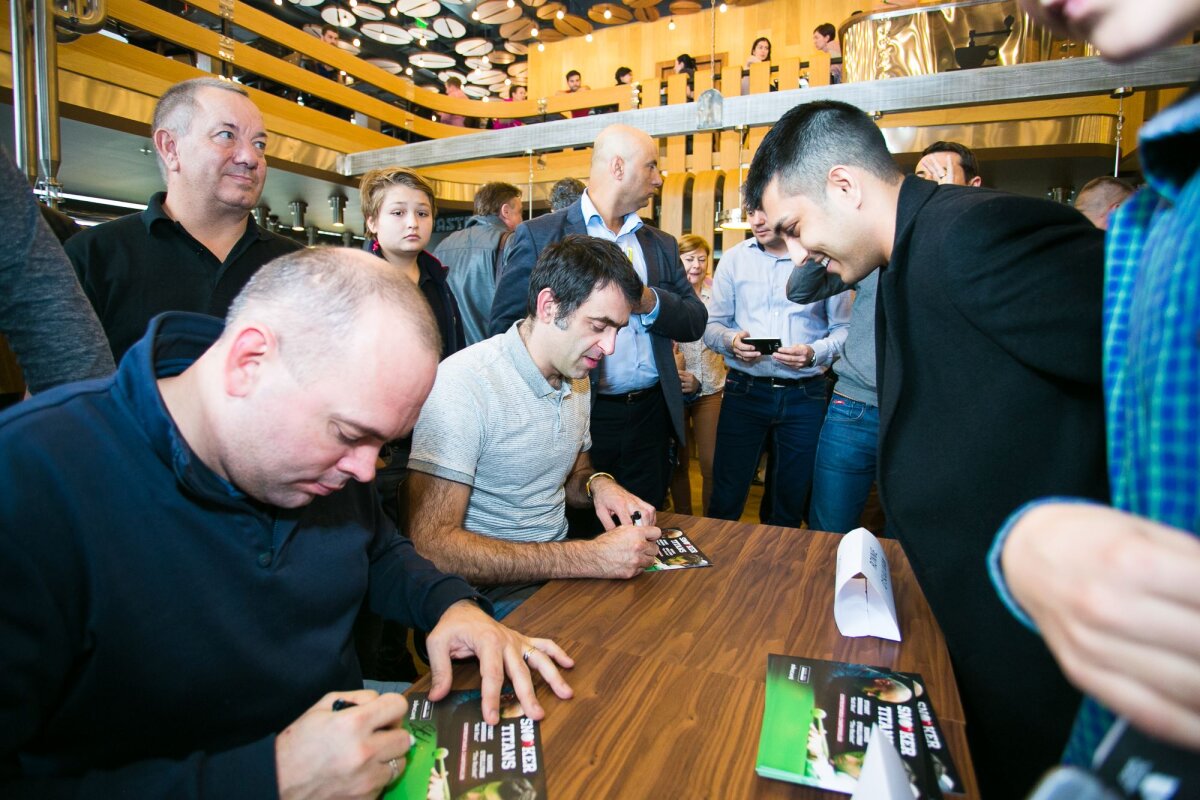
[703,208,850,526]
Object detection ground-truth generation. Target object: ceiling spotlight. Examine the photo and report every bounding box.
[668,17,675,30]
[329,195,346,227]
[419,37,426,46]
[352,37,360,47]
[471,9,479,19]
[530,25,538,36]
[405,66,413,75]
[289,200,307,232]
[603,8,611,18]
[348,0,356,6]
[388,5,397,13]
[537,42,544,51]
[585,33,592,42]
[481,55,490,64]
[719,2,727,10]
[273,0,281,5]
[555,8,563,18]
[482,96,489,102]
[506,0,514,6]
[504,77,511,85]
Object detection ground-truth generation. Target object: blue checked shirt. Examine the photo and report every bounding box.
[988,83,1200,766]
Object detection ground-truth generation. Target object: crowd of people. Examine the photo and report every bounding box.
[1,0,1197,797]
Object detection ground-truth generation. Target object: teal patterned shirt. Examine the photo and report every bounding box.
[989,82,1200,766]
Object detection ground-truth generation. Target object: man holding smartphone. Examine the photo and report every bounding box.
[703,208,850,526]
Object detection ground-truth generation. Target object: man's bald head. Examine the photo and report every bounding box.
[591,124,652,169]
[225,247,441,383]
[589,124,662,217]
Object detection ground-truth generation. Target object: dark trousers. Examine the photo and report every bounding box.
[589,385,673,511]
[707,371,826,527]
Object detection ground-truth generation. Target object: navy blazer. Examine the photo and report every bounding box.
[489,200,708,445]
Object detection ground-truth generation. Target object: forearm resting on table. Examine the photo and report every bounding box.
[405,472,601,583]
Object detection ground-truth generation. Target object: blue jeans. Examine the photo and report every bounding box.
[808,394,880,534]
[707,371,826,527]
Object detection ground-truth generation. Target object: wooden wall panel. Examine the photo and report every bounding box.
[690,170,722,249]
[664,72,690,175]
[660,171,693,240]
[720,167,748,250]
[691,70,715,173]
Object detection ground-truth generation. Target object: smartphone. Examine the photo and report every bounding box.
[743,337,783,354]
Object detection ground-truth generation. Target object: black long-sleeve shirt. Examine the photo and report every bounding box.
[66,193,300,362]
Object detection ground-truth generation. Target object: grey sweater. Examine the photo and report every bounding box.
[786,260,878,407]
[0,152,114,393]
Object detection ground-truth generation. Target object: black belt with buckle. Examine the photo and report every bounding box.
[597,384,660,404]
[728,369,822,389]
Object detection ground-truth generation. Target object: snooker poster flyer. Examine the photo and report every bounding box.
[386,690,547,800]
[755,655,963,798]
[645,526,712,572]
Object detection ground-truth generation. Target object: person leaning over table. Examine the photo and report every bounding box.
[0,246,573,799]
[406,236,661,620]
[746,99,1108,798]
[668,234,725,516]
[489,124,708,518]
[793,139,982,535]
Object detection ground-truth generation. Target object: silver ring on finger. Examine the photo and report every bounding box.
[388,757,400,782]
[522,646,536,663]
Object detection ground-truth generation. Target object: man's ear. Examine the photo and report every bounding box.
[223,324,275,398]
[827,165,863,210]
[153,128,181,175]
[610,155,626,183]
[501,200,521,228]
[535,287,559,325]
[968,176,983,188]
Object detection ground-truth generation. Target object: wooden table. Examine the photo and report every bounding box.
[412,514,979,798]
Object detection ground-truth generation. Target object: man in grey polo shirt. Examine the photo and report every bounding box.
[406,235,661,617]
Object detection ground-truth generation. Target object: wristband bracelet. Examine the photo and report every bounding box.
[585,471,615,498]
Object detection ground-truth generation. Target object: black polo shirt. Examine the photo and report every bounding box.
[66,192,302,362]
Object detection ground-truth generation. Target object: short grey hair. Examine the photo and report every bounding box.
[1074,176,1135,216]
[549,177,585,212]
[152,78,250,180]
[225,247,441,383]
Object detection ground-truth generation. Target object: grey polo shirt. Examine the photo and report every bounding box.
[408,322,591,543]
